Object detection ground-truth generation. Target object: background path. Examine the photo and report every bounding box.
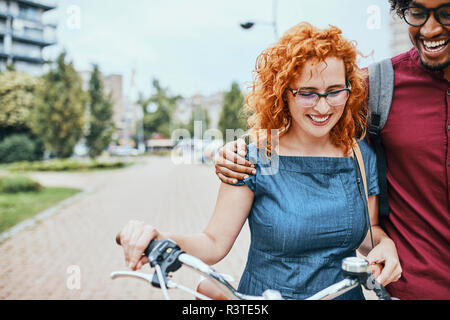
[0,157,250,300]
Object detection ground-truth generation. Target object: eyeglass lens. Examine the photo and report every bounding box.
[295,90,349,107]
[404,5,450,26]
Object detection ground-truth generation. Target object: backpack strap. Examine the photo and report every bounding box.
[368,58,395,135]
[352,139,374,249]
[367,58,395,218]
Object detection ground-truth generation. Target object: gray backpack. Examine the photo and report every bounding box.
[367,58,395,217]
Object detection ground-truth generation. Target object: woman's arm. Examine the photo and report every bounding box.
[358,195,402,286]
[119,182,254,270]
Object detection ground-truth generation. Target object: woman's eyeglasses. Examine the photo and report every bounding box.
[402,4,450,27]
[288,82,352,108]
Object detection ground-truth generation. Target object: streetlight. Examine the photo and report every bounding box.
[239,0,278,39]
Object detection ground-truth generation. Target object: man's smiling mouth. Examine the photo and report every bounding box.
[421,39,449,54]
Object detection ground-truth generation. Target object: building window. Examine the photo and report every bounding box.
[19,5,40,22]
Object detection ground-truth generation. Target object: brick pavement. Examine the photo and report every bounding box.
[0,157,250,300]
[0,156,376,300]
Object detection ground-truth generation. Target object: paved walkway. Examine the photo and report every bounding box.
[0,157,250,300]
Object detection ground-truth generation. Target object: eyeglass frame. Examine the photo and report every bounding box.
[401,3,450,27]
[287,81,352,108]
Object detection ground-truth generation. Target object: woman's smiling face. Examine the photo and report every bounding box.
[285,57,348,141]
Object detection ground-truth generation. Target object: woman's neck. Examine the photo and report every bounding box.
[278,128,345,157]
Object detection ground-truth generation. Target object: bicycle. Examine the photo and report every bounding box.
[111,238,393,300]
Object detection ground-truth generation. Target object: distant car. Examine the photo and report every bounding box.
[110,146,139,156]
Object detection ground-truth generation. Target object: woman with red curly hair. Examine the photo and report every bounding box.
[117,22,401,300]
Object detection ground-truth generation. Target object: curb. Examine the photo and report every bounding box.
[0,187,93,244]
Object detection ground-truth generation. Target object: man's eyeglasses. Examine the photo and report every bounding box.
[287,82,352,108]
[402,4,450,27]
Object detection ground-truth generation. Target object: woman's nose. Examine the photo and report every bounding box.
[313,97,331,114]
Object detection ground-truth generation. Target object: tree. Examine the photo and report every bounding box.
[138,79,181,139]
[187,106,211,137]
[85,64,114,158]
[218,82,248,141]
[0,70,40,140]
[30,52,87,158]
[0,70,44,161]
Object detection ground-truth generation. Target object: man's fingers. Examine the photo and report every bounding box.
[216,165,251,182]
[217,148,254,168]
[236,138,247,157]
[217,172,239,185]
[220,158,255,178]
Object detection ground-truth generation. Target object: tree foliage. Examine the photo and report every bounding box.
[30,52,87,158]
[218,82,248,140]
[138,79,181,139]
[187,106,211,137]
[0,71,40,139]
[85,64,114,158]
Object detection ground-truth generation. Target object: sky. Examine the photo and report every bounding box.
[44,0,396,99]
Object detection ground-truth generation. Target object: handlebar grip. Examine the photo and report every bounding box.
[115,232,160,255]
[373,284,392,300]
[144,239,161,257]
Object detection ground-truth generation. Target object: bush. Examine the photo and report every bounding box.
[7,159,127,172]
[0,175,42,193]
[0,134,37,163]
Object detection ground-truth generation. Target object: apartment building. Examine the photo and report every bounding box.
[176,92,224,130]
[0,0,56,75]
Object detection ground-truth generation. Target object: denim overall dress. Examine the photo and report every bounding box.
[235,140,379,300]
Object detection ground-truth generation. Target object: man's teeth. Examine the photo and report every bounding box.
[309,115,330,123]
[423,39,448,51]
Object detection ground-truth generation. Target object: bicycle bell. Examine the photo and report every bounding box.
[342,257,369,275]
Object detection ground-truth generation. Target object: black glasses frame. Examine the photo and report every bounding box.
[287,82,352,107]
[401,3,450,27]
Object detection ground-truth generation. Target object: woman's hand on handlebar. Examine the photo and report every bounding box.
[117,220,160,271]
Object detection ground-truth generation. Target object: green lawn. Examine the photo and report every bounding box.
[0,187,81,234]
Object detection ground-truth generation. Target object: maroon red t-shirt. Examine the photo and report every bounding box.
[379,47,450,299]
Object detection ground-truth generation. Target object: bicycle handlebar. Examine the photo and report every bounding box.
[113,236,392,300]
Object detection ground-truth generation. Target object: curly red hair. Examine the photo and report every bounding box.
[245,22,368,155]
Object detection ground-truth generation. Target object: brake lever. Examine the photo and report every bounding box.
[146,239,184,288]
[110,270,154,283]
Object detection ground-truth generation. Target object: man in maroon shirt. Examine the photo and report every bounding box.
[378,0,450,299]
[214,0,450,299]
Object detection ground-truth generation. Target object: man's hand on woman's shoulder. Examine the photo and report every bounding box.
[215,138,256,184]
